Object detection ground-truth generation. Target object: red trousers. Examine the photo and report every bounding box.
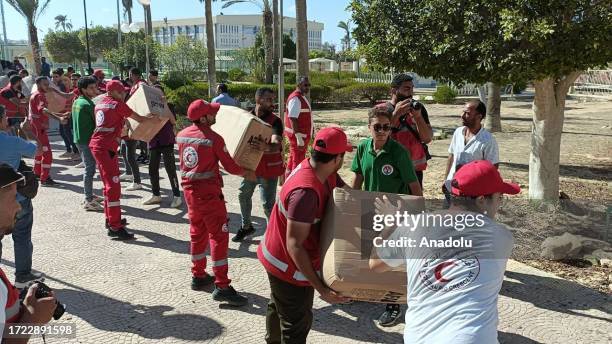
[32,127,52,182]
[91,149,123,230]
[184,190,231,288]
[284,138,308,178]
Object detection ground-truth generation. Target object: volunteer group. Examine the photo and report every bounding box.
[0,61,520,343]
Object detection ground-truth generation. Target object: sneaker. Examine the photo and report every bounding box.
[142,195,162,205]
[232,225,256,242]
[212,285,248,306]
[75,161,85,168]
[170,196,182,208]
[119,173,133,182]
[83,200,104,212]
[125,183,143,191]
[378,304,402,327]
[59,151,71,158]
[71,153,81,161]
[14,272,46,289]
[92,195,104,203]
[41,178,60,187]
[105,218,128,229]
[107,227,135,240]
[191,274,215,291]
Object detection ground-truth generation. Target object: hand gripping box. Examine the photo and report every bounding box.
[320,187,425,303]
[125,83,172,142]
[212,105,273,170]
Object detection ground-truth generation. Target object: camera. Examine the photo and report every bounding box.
[409,99,422,111]
[19,281,67,320]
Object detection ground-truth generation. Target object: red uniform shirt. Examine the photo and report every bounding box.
[89,95,132,151]
[28,91,49,129]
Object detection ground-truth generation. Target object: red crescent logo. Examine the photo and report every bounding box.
[434,261,456,283]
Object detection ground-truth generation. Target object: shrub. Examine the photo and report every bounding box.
[333,83,388,105]
[284,71,296,83]
[166,82,209,116]
[216,71,229,83]
[162,71,192,90]
[433,85,457,104]
[228,68,247,81]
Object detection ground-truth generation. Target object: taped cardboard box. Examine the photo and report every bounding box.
[212,105,273,170]
[320,187,425,303]
[125,83,172,142]
[30,84,69,113]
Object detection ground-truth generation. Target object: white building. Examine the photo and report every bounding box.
[141,14,324,51]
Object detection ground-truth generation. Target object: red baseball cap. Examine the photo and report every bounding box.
[451,160,520,197]
[106,80,125,93]
[312,126,353,155]
[93,69,105,78]
[187,100,221,121]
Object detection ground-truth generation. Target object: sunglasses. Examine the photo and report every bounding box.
[372,124,391,132]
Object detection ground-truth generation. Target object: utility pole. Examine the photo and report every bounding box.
[83,0,92,71]
[116,0,122,77]
[0,0,8,61]
[278,0,284,124]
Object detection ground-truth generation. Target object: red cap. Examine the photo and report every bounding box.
[93,69,105,78]
[451,160,520,197]
[106,80,125,93]
[312,126,353,155]
[187,100,221,121]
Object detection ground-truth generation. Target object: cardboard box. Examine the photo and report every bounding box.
[125,83,172,142]
[30,84,69,113]
[212,105,273,170]
[320,187,425,303]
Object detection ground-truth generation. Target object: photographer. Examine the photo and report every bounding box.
[386,73,433,187]
[0,163,56,342]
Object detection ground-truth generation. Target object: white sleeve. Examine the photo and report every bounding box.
[448,127,461,154]
[484,135,499,165]
[0,282,7,339]
[287,98,301,119]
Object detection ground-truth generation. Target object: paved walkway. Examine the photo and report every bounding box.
[1,138,610,344]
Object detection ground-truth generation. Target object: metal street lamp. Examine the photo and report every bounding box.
[83,0,92,72]
[137,0,151,75]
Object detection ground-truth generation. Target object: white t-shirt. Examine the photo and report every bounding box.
[377,212,513,344]
[0,278,7,338]
[287,95,313,136]
[447,126,499,182]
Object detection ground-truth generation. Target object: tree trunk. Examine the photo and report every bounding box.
[485,82,502,132]
[204,0,216,97]
[295,0,309,82]
[127,9,132,24]
[477,85,487,104]
[529,72,581,201]
[272,0,279,80]
[263,7,274,84]
[145,6,153,36]
[28,21,42,75]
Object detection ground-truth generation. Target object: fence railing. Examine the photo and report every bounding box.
[571,70,612,97]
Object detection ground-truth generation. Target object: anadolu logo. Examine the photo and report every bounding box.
[183,147,198,168]
[418,257,480,292]
[381,164,394,176]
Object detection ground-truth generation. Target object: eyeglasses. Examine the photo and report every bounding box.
[372,124,391,132]
[303,84,311,87]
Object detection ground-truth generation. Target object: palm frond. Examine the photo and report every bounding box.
[36,0,52,22]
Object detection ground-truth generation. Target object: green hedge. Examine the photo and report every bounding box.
[166,83,209,116]
[433,85,457,104]
[334,83,388,105]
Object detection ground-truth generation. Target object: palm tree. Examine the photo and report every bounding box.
[199,0,216,97]
[272,0,279,80]
[295,0,308,81]
[122,0,132,24]
[54,14,72,31]
[337,20,350,51]
[221,0,274,84]
[6,0,51,75]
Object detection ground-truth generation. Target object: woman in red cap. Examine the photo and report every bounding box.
[371,160,520,344]
[89,80,153,240]
[177,100,259,306]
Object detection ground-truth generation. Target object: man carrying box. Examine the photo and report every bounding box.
[258,126,352,344]
[89,80,151,240]
[233,87,285,242]
[350,106,423,327]
[178,100,258,306]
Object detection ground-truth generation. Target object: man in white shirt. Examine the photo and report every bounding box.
[371,160,520,344]
[444,100,499,197]
[283,76,313,177]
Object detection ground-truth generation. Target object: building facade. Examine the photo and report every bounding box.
[143,14,324,51]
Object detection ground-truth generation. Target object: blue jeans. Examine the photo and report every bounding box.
[238,177,278,228]
[59,122,79,154]
[77,144,96,201]
[0,198,34,278]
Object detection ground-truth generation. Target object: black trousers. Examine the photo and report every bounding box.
[265,273,314,344]
[149,145,180,197]
[120,139,141,183]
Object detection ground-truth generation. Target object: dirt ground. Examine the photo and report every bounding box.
[313,98,612,294]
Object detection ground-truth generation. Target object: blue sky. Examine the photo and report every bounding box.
[2,0,352,47]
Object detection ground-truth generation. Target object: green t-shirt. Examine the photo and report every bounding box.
[350,137,418,194]
[72,96,96,145]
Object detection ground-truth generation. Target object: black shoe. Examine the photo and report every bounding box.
[378,304,402,327]
[232,225,256,242]
[212,285,248,306]
[191,274,215,291]
[105,218,128,229]
[41,178,60,187]
[107,227,135,240]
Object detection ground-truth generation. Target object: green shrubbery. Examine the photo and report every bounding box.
[433,85,457,104]
[162,71,192,90]
[166,83,209,116]
[335,83,389,105]
[228,68,248,81]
